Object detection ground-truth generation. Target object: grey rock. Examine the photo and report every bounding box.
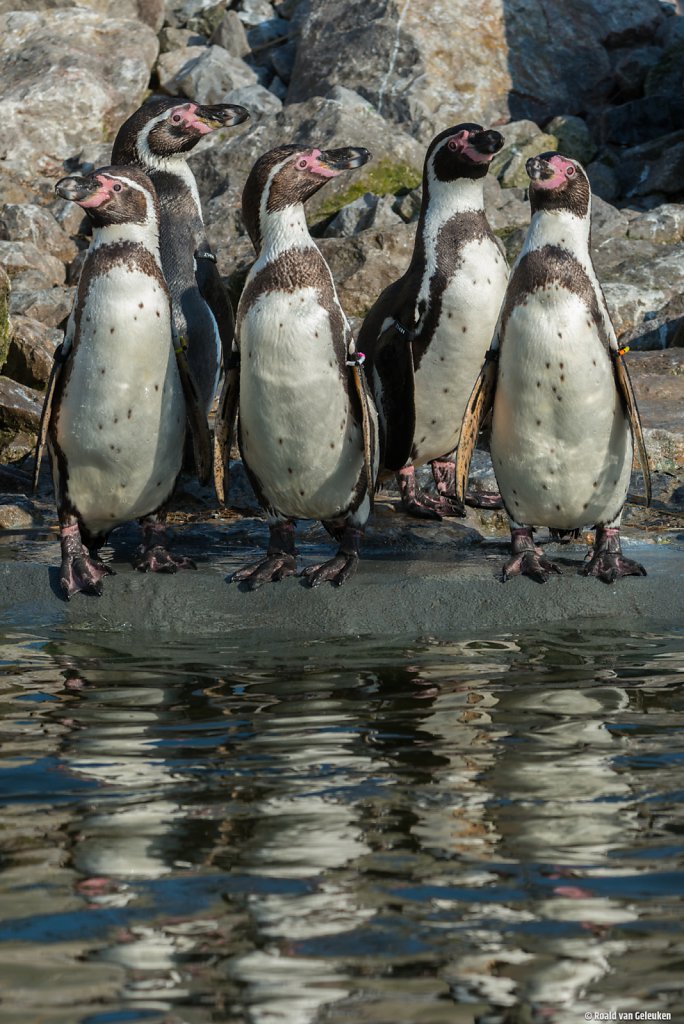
[270,38,297,82]
[317,223,415,319]
[224,83,283,117]
[484,176,529,234]
[393,189,422,224]
[622,293,684,350]
[164,0,225,35]
[590,195,631,247]
[0,375,42,433]
[0,9,158,174]
[611,44,663,98]
[210,9,251,58]
[0,204,77,264]
[545,115,598,165]
[247,16,289,52]
[9,288,73,329]
[236,0,277,28]
[0,0,165,31]
[159,26,208,53]
[158,44,259,102]
[0,241,65,289]
[595,94,684,146]
[601,242,684,338]
[0,267,9,371]
[586,160,621,202]
[0,497,35,529]
[3,315,60,390]
[288,0,664,141]
[323,193,402,238]
[644,39,684,95]
[491,121,558,189]
[269,75,289,101]
[628,203,684,243]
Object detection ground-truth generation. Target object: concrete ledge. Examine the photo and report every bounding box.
[2,536,682,639]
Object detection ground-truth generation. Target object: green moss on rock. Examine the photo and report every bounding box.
[314,159,422,222]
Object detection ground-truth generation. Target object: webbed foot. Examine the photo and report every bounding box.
[301,524,362,587]
[503,527,562,584]
[135,519,195,574]
[134,546,196,573]
[60,523,114,600]
[301,552,359,587]
[233,521,297,590]
[233,554,297,589]
[580,526,646,583]
[398,466,464,520]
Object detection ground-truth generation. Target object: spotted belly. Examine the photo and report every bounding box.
[412,236,508,465]
[53,268,185,536]
[238,287,367,521]
[491,289,632,529]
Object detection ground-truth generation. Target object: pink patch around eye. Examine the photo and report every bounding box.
[296,150,339,178]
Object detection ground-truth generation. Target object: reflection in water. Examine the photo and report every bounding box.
[0,628,683,1023]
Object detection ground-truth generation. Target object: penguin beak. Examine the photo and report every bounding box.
[55,175,98,203]
[194,103,250,130]
[526,156,555,182]
[469,129,504,156]
[317,147,372,172]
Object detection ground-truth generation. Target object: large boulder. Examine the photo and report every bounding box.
[287,0,665,141]
[0,8,159,175]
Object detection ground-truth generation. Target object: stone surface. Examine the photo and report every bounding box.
[3,316,61,390]
[287,0,665,140]
[0,241,65,290]
[546,115,598,165]
[0,375,42,433]
[0,9,158,174]
[157,44,258,101]
[0,204,78,264]
[210,9,251,58]
[9,287,73,329]
[0,268,9,373]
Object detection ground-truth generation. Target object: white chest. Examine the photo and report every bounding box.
[54,266,186,534]
[238,286,366,521]
[491,286,632,529]
[412,235,508,464]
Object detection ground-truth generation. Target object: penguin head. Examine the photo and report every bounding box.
[55,165,159,229]
[112,97,250,164]
[427,123,504,183]
[526,153,591,219]
[242,144,372,249]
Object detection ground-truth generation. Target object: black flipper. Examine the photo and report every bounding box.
[455,348,498,507]
[32,342,65,493]
[213,345,240,506]
[366,322,415,472]
[175,335,212,486]
[612,348,651,507]
[348,352,377,500]
[195,248,235,373]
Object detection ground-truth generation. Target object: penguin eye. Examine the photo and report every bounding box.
[171,113,183,124]
[112,182,122,192]
[566,165,576,177]
[447,138,459,151]
[296,158,309,170]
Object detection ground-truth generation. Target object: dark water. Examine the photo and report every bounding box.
[1,626,683,1024]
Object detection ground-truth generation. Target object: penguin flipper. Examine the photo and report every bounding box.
[455,349,498,507]
[349,355,377,501]
[613,350,652,507]
[371,326,415,472]
[195,250,235,371]
[213,347,240,506]
[32,342,65,494]
[175,336,212,486]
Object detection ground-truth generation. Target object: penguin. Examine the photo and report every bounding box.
[213,144,378,589]
[455,152,651,583]
[111,97,250,416]
[34,166,211,598]
[357,123,508,519]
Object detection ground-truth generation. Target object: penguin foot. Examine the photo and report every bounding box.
[464,490,503,511]
[59,522,114,599]
[580,526,647,583]
[399,466,465,518]
[301,552,359,588]
[134,545,197,573]
[233,554,298,590]
[503,527,562,584]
